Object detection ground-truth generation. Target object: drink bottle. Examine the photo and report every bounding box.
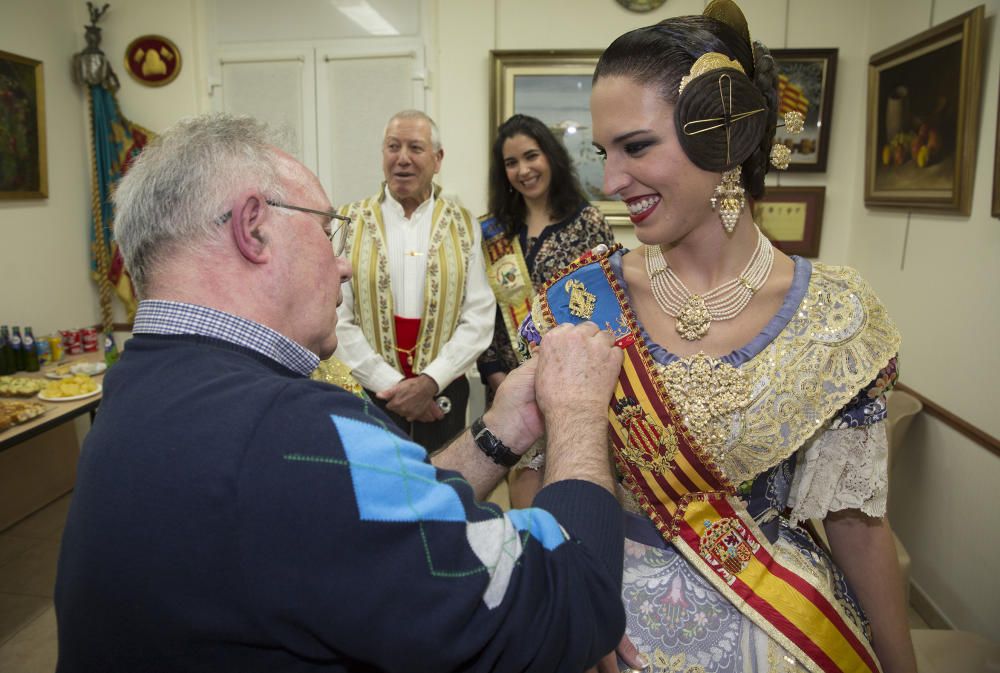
[10,326,24,371]
[0,326,12,374]
[104,331,119,367]
[23,327,40,372]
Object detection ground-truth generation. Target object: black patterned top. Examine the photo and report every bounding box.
[477,203,615,383]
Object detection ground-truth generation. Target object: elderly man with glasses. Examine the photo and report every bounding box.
[53,114,632,673]
[334,109,496,452]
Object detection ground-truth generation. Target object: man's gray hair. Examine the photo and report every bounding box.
[113,113,286,297]
[384,109,441,151]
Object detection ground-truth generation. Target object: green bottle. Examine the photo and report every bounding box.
[103,331,119,367]
[10,326,24,371]
[0,326,12,375]
[23,327,40,372]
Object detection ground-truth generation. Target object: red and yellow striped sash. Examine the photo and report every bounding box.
[584,256,882,673]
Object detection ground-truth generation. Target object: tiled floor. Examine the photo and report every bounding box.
[0,491,933,671]
[0,492,69,673]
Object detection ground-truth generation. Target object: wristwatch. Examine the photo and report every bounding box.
[471,416,520,467]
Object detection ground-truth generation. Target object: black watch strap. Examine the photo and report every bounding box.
[471,416,520,468]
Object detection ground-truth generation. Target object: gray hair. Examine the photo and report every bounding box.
[113,113,286,297]
[384,109,441,151]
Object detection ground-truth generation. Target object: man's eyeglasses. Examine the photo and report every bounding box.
[215,200,352,256]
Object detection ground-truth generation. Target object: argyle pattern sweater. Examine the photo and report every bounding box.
[55,334,624,672]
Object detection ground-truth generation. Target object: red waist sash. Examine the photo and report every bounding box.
[394,315,421,379]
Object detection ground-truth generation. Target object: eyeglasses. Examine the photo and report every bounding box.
[215,200,352,256]
[267,200,351,256]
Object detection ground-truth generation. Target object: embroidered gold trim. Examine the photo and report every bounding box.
[657,353,751,458]
[344,188,473,375]
[653,263,899,484]
[678,51,745,94]
[565,279,597,319]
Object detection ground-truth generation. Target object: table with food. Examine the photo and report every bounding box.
[0,356,107,447]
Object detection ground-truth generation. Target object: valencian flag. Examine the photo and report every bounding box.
[88,85,150,321]
[776,73,810,117]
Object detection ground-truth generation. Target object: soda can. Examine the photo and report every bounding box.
[81,327,99,353]
[48,335,64,362]
[62,329,83,355]
[36,337,52,366]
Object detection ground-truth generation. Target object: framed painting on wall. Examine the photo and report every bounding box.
[864,5,984,215]
[770,49,837,172]
[490,50,629,225]
[752,186,825,258]
[0,50,47,199]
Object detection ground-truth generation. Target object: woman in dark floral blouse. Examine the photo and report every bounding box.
[477,114,615,394]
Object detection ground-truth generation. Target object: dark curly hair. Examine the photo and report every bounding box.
[592,2,778,199]
[487,114,589,238]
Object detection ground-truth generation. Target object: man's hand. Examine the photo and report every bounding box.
[587,634,648,673]
[377,375,442,422]
[483,358,543,455]
[534,322,622,420]
[534,322,623,493]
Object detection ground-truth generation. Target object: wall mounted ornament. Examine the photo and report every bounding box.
[615,0,667,11]
[124,34,181,87]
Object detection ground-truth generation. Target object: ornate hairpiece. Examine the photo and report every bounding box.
[678,52,744,95]
[768,111,805,169]
[679,54,765,166]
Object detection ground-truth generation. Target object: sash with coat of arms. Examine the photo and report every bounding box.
[527,245,886,673]
[479,216,535,361]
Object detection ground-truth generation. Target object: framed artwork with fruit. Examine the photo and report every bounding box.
[864,5,984,215]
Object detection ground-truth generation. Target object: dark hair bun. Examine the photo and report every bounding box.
[673,67,768,173]
[742,41,780,198]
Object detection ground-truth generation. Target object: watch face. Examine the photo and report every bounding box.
[615,0,667,11]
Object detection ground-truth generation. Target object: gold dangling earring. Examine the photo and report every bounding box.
[709,165,745,234]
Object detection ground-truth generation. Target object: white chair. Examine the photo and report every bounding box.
[885,388,923,603]
[887,389,923,473]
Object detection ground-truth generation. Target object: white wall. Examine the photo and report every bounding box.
[1,0,95,336]
[0,0,204,335]
[853,0,1000,641]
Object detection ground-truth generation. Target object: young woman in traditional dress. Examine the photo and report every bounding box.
[477,114,615,505]
[518,2,917,671]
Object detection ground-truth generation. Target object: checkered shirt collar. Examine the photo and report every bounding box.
[133,300,320,377]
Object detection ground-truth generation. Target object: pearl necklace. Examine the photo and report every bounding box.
[644,226,774,341]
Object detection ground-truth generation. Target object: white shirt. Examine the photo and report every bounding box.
[335,189,496,393]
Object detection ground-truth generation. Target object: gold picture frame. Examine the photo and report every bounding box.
[0,50,47,199]
[490,50,629,226]
[864,6,984,215]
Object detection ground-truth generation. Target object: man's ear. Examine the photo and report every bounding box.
[433,147,444,174]
[230,192,270,264]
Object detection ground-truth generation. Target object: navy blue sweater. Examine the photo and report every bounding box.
[55,335,624,672]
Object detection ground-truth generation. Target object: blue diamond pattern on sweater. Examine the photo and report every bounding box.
[333,415,466,522]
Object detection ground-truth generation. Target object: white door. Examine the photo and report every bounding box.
[316,40,426,207]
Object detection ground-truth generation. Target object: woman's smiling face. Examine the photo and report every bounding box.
[590,75,720,245]
[502,133,552,204]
